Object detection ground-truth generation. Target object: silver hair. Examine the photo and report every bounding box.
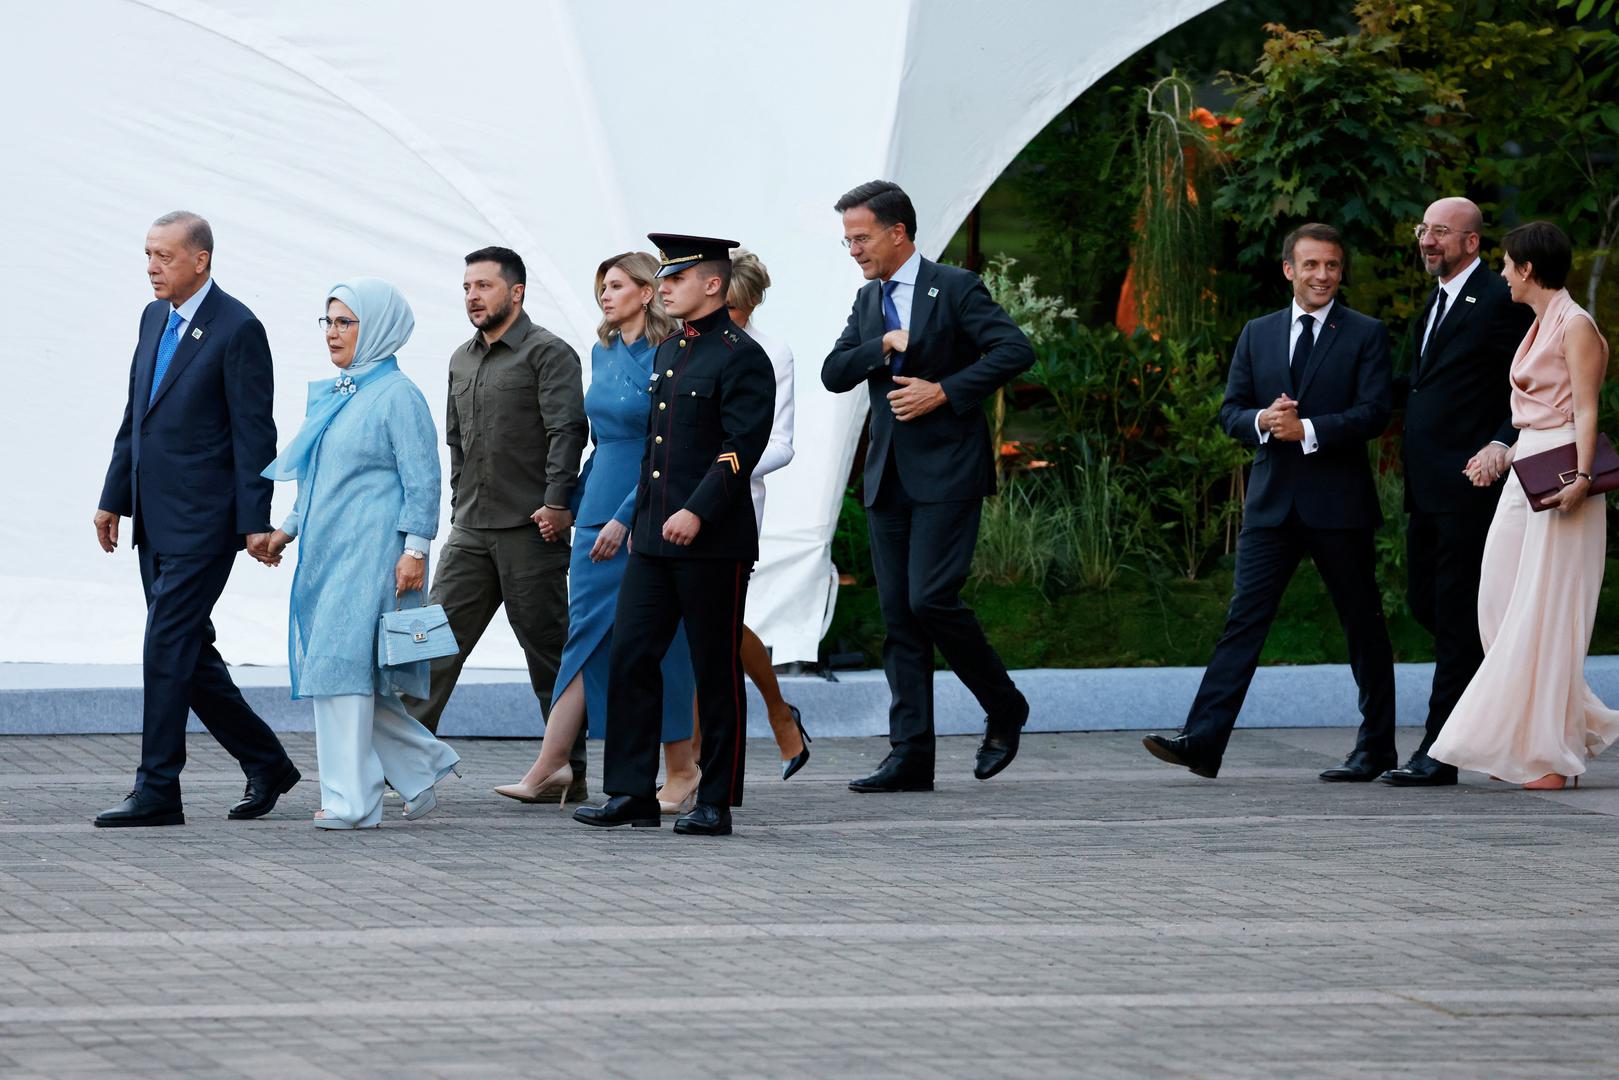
[151,210,214,255]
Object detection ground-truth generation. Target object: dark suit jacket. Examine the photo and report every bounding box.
[822,258,1035,506]
[1218,302,1392,530]
[1397,267,1534,515]
[99,282,277,554]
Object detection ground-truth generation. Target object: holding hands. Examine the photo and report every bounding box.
[532,505,572,543]
[1261,394,1305,442]
[1463,442,1513,488]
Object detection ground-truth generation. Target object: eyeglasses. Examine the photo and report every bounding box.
[318,316,359,332]
[841,226,895,250]
[1413,224,1475,240]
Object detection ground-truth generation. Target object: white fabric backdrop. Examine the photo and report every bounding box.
[0,0,1219,667]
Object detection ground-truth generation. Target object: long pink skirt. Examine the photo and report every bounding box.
[1429,425,1619,782]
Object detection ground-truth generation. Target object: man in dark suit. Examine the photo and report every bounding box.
[822,181,1036,793]
[1143,223,1398,781]
[1381,197,1534,787]
[93,211,300,827]
[573,234,776,836]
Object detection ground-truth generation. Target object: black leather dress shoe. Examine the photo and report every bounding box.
[94,790,184,828]
[672,802,733,836]
[572,795,661,828]
[1320,749,1397,782]
[848,755,934,793]
[1142,734,1220,778]
[1378,751,1458,786]
[228,763,301,820]
[974,719,1022,781]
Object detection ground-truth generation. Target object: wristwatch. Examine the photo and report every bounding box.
[403,548,426,560]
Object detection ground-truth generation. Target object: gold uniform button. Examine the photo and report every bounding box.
[658,402,666,411]
[678,340,687,348]
[665,369,674,376]
[652,470,661,478]
[654,435,663,444]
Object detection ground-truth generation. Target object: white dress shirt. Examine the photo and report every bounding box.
[883,248,922,331]
[737,320,796,530]
[1256,297,1332,455]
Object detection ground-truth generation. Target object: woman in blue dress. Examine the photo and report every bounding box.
[495,252,699,810]
[262,278,460,829]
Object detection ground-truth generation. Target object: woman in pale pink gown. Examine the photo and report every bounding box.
[1429,222,1617,790]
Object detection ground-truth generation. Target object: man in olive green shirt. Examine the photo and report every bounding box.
[403,246,589,797]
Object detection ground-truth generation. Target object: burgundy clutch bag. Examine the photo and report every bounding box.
[1511,432,1619,512]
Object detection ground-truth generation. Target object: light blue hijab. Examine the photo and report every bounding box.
[263,277,415,484]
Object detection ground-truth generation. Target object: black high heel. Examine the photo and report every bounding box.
[781,704,812,780]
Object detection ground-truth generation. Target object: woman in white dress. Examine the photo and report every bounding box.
[1429,222,1617,790]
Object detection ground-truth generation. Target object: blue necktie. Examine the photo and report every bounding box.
[882,279,905,375]
[149,309,185,405]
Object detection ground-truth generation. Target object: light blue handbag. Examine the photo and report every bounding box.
[377,595,459,668]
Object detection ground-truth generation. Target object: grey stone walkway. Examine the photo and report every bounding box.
[2,729,1617,1079]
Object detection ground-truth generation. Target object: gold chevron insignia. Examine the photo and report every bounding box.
[716,451,740,474]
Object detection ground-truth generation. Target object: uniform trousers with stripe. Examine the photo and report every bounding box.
[604,552,749,807]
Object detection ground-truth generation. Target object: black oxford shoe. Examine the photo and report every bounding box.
[228,763,302,820]
[848,754,934,793]
[573,795,661,828]
[1141,734,1220,778]
[673,802,733,836]
[974,720,1022,780]
[95,790,184,828]
[1320,749,1397,782]
[1378,751,1458,787]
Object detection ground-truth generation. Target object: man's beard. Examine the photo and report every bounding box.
[1424,252,1454,279]
[471,296,513,329]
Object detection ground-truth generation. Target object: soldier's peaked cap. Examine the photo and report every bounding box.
[649,233,739,278]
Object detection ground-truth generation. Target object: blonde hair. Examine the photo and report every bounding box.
[594,251,678,346]
[727,248,772,317]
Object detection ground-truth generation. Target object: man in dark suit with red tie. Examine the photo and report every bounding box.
[822,180,1037,793]
[1381,197,1534,786]
[93,211,300,827]
[1143,223,1398,781]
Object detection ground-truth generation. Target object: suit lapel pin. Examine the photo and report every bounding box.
[191,327,204,340]
[1464,295,1476,304]
[927,286,939,298]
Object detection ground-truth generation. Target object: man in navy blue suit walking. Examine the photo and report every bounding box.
[1143,223,1399,782]
[93,211,300,827]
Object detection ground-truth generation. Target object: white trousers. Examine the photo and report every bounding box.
[312,692,460,827]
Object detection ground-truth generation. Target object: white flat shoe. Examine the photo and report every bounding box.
[313,810,378,831]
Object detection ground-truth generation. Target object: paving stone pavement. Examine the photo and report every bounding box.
[1,728,1617,1079]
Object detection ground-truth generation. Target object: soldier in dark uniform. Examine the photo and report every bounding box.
[574,234,776,836]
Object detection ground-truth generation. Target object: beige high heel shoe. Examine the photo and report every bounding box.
[1522,773,1579,791]
[657,768,702,815]
[494,764,575,810]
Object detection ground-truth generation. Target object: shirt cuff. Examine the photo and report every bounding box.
[1301,419,1319,455]
[278,516,300,540]
[1491,440,1510,449]
[404,534,431,555]
[1254,414,1271,443]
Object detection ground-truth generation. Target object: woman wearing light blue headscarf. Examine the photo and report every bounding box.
[262,278,459,829]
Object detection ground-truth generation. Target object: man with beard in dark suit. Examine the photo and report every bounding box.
[1380,197,1534,786]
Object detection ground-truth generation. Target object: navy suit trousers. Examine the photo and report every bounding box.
[136,547,290,801]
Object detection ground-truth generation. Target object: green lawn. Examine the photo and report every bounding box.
[822,557,1619,670]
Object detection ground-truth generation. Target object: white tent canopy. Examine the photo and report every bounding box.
[2,0,1219,668]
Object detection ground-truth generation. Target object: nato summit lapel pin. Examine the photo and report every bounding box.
[1464,295,1477,304]
[191,327,204,340]
[928,286,939,298]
